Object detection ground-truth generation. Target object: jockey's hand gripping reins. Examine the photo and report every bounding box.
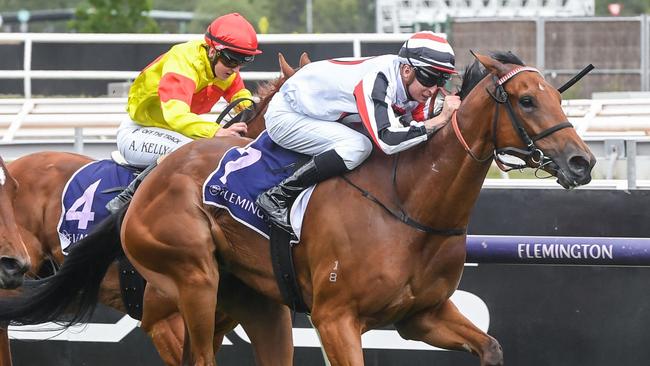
[215,97,258,128]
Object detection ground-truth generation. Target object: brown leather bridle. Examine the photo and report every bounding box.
[451,66,573,171]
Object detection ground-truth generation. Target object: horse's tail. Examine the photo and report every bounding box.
[0,206,126,326]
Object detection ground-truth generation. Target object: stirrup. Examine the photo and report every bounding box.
[105,190,133,214]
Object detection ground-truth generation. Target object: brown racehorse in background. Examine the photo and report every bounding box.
[0,156,30,366]
[0,51,595,365]
[0,53,309,366]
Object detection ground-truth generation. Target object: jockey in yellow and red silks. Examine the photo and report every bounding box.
[125,13,260,145]
[107,13,261,214]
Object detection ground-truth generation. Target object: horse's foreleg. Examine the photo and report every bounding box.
[213,311,237,355]
[175,265,219,366]
[0,325,12,366]
[310,309,364,366]
[395,298,503,366]
[141,285,185,365]
[218,277,293,366]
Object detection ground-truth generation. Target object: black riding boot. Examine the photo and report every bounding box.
[256,150,349,233]
[105,161,158,214]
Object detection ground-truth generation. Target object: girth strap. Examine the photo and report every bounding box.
[269,226,309,313]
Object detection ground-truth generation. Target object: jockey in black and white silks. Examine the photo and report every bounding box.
[257,31,461,234]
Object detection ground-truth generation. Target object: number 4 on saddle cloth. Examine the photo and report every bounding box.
[58,160,138,253]
[203,131,310,240]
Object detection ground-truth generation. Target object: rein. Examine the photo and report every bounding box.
[215,97,257,128]
[452,66,573,171]
[341,153,466,236]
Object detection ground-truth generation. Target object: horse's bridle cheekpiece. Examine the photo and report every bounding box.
[453,66,574,172]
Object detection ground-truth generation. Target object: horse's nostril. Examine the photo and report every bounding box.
[568,155,593,183]
[569,156,588,173]
[0,256,29,275]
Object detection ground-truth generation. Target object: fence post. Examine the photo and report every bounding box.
[23,37,32,99]
[74,127,84,154]
[640,14,650,91]
[626,139,637,190]
[535,18,545,71]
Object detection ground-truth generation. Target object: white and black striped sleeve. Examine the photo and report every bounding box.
[353,72,428,155]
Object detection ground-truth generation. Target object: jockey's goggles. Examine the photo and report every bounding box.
[219,49,255,68]
[414,66,450,88]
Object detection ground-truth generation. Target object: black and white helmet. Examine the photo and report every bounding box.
[398,31,456,74]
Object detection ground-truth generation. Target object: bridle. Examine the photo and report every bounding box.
[451,66,574,171]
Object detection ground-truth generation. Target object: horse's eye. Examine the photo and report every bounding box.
[519,96,534,109]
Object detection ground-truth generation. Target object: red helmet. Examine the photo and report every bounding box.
[205,13,262,56]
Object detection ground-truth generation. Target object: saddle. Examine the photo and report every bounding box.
[57,153,146,320]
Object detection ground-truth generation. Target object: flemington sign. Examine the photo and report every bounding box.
[466,235,650,265]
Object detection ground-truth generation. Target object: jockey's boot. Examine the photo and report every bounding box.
[256,150,348,233]
[105,161,158,214]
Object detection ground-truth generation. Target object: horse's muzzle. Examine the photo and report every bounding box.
[0,255,30,289]
[555,152,596,189]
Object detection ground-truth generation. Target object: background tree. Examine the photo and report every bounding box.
[0,0,71,11]
[188,0,269,33]
[312,0,374,33]
[594,0,650,15]
[68,0,159,33]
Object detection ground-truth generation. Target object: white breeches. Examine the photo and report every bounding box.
[264,93,372,170]
[116,118,193,168]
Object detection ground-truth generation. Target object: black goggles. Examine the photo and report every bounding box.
[219,49,254,68]
[414,67,450,88]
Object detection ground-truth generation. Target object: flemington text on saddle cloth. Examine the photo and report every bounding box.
[202,131,314,239]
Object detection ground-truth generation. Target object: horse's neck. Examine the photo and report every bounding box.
[390,86,497,230]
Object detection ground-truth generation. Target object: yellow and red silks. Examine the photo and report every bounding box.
[127,40,252,139]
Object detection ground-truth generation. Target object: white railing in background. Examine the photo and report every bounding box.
[1,96,650,189]
[0,32,412,99]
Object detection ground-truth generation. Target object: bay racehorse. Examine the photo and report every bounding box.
[117,50,594,365]
[0,53,310,366]
[0,156,30,289]
[0,156,30,366]
[1,150,288,366]
[0,51,595,365]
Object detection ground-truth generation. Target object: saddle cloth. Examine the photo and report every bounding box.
[202,131,313,239]
[57,160,137,253]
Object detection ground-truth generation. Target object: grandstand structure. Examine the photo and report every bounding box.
[376,0,596,33]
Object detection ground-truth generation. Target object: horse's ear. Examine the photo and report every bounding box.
[278,53,295,78]
[471,50,509,77]
[299,52,311,67]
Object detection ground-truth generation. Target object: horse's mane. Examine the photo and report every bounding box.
[251,75,287,121]
[457,51,525,100]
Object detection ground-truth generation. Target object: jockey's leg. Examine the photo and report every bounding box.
[395,298,503,366]
[108,121,192,213]
[259,94,371,233]
[256,149,348,232]
[106,161,157,213]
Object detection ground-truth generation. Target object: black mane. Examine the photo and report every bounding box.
[457,51,525,100]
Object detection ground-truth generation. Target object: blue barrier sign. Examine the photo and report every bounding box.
[466,235,650,266]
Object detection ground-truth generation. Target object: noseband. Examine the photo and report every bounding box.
[452,66,573,171]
